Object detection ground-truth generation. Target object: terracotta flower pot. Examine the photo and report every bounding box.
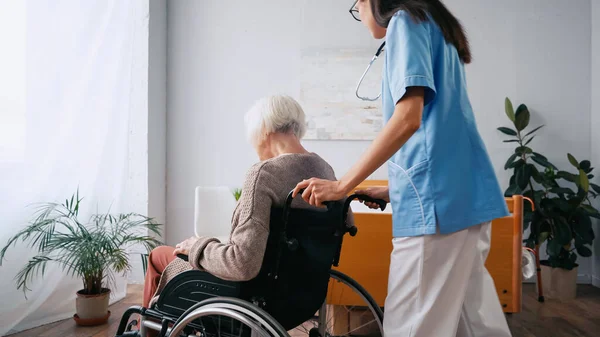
[538,263,577,300]
[73,288,111,326]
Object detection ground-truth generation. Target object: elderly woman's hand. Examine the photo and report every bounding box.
[173,236,199,256]
[293,178,346,207]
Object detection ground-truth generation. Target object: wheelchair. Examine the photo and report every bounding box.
[116,190,387,337]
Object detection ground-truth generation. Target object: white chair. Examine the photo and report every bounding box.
[194,186,237,243]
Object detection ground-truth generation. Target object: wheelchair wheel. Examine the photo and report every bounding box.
[290,270,384,337]
[168,297,288,337]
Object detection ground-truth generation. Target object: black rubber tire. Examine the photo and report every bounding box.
[329,269,385,325]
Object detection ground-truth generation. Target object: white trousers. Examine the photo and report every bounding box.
[383,222,512,337]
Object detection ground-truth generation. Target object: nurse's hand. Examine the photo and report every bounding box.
[293,178,345,207]
[355,186,389,209]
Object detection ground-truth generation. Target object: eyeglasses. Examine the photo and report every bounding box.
[349,0,360,21]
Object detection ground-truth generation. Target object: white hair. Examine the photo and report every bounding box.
[244,95,307,144]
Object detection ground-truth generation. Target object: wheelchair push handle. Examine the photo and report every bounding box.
[345,193,387,212]
[287,189,387,211]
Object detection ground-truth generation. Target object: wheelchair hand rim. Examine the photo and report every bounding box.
[168,306,270,337]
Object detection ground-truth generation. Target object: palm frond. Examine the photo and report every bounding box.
[15,255,53,298]
[4,190,163,295]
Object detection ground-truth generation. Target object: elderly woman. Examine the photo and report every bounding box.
[142,95,342,308]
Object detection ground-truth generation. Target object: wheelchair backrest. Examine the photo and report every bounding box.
[241,200,348,330]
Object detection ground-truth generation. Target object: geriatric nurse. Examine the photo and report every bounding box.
[293,0,513,336]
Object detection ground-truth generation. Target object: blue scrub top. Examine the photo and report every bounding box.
[382,10,509,237]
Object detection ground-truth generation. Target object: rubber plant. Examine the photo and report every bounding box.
[499,98,599,270]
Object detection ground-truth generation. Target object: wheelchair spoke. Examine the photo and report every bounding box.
[346,319,379,336]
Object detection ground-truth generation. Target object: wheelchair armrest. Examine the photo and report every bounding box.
[177,254,189,262]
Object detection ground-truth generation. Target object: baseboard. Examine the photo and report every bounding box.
[593,276,600,288]
[523,274,592,284]
[127,279,144,285]
[577,274,592,284]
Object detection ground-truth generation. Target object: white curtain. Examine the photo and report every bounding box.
[0,1,148,334]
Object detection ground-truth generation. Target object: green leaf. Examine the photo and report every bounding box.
[534,190,545,208]
[569,251,578,264]
[530,155,552,169]
[523,125,545,138]
[547,240,563,258]
[514,104,530,131]
[557,171,577,183]
[580,160,591,172]
[515,146,533,155]
[573,213,592,233]
[497,127,517,136]
[542,173,559,189]
[531,165,542,183]
[568,153,579,168]
[508,159,525,169]
[563,253,577,270]
[524,136,535,146]
[590,183,600,194]
[555,218,573,246]
[538,231,550,244]
[532,152,548,161]
[516,165,532,189]
[504,153,518,170]
[581,204,599,214]
[579,169,589,192]
[554,198,571,212]
[505,184,522,197]
[575,222,595,244]
[589,212,600,219]
[575,244,592,257]
[505,97,515,122]
[503,139,520,143]
[550,187,575,195]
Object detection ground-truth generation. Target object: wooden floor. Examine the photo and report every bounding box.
[8,284,600,337]
[8,285,145,337]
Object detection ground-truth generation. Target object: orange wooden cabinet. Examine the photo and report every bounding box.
[328,181,523,313]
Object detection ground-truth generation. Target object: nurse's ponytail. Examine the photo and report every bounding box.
[370,0,472,64]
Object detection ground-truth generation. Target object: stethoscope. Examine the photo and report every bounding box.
[356,41,386,101]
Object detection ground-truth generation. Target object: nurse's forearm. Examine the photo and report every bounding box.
[339,88,424,194]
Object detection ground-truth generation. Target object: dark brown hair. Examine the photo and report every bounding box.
[370,0,471,64]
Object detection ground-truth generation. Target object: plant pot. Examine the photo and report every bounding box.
[73,288,111,326]
[538,262,577,300]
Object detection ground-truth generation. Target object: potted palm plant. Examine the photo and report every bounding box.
[499,98,598,299]
[0,190,162,326]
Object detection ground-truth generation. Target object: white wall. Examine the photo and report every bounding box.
[592,0,600,288]
[148,0,167,238]
[125,0,168,284]
[122,0,149,285]
[166,0,595,282]
[458,0,593,282]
